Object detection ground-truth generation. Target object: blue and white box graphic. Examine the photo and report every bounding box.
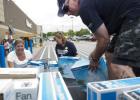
[38,72,73,100]
[0,79,14,100]
[87,77,140,100]
[71,57,108,85]
[14,79,39,100]
[124,88,140,100]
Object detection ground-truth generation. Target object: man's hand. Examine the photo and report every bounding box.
[89,53,99,71]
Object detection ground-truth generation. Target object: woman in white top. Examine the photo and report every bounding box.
[7,39,32,68]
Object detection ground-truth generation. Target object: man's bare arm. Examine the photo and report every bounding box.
[89,23,110,70]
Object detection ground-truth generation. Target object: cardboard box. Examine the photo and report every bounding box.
[49,61,58,67]
[71,57,108,85]
[87,77,140,100]
[58,56,79,79]
[0,68,39,79]
[38,72,73,100]
[0,79,14,100]
[123,88,140,100]
[14,79,39,100]
[48,61,59,72]
[28,60,45,72]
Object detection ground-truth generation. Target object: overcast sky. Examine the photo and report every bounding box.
[13,0,88,32]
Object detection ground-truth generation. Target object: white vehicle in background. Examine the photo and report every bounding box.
[71,36,80,41]
[48,36,54,41]
[79,35,96,41]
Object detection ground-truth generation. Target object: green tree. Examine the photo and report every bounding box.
[42,33,47,38]
[76,28,90,36]
[64,32,68,36]
[47,32,54,36]
[68,29,75,37]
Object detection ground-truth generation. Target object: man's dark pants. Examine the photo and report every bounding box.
[106,17,140,79]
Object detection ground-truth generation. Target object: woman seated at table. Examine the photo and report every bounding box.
[54,32,78,57]
[7,39,33,68]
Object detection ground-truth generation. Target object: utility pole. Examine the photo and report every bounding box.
[62,24,64,32]
[70,16,74,31]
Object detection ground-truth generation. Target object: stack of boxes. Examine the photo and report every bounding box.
[0,68,40,100]
[0,68,73,100]
[0,68,39,79]
[87,77,140,100]
[1,57,140,100]
[123,88,140,100]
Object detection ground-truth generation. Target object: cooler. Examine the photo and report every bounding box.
[57,56,80,79]
[71,57,108,85]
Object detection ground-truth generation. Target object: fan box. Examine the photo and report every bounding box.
[87,77,140,100]
[0,68,39,79]
[14,79,38,100]
[123,88,140,100]
[0,79,14,100]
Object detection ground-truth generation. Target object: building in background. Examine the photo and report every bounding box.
[0,0,42,46]
[33,25,43,46]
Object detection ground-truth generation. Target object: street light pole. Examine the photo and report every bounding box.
[70,16,74,31]
[62,24,64,32]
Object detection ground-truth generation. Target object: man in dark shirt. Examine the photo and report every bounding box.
[57,0,140,79]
